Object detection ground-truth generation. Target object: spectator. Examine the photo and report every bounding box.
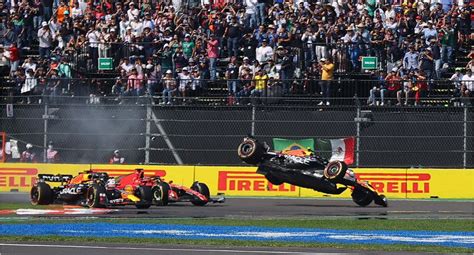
[206,34,219,80]
[46,141,60,163]
[225,16,242,57]
[318,58,334,106]
[38,21,53,59]
[403,46,419,71]
[368,71,387,106]
[177,67,191,100]
[385,68,401,105]
[21,68,37,104]
[226,56,239,95]
[20,143,37,163]
[251,69,268,101]
[189,69,201,98]
[449,68,463,103]
[255,38,273,64]
[109,150,125,164]
[461,69,473,105]
[8,43,20,76]
[161,69,176,105]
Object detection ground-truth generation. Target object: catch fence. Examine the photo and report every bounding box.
[0,97,472,168]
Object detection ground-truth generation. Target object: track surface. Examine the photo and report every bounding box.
[0,243,428,255]
[1,193,472,218]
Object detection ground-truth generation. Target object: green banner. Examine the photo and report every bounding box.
[272,138,314,151]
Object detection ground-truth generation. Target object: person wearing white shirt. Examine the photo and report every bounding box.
[119,16,129,39]
[461,70,473,92]
[127,2,139,21]
[403,47,419,71]
[423,22,438,45]
[22,58,37,72]
[255,39,273,63]
[461,70,473,105]
[130,18,143,37]
[71,2,83,19]
[142,13,155,30]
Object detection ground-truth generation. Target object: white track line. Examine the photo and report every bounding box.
[0,243,320,254]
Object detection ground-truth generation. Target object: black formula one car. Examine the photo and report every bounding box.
[237,137,387,207]
[30,171,152,208]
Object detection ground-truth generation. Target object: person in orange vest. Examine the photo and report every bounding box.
[20,143,38,163]
[46,141,60,163]
[109,150,125,164]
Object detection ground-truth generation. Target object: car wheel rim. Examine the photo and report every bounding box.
[329,166,339,176]
[31,188,38,202]
[153,188,162,201]
[87,190,94,206]
[241,144,253,155]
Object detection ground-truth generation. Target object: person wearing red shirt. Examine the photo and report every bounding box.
[207,34,219,81]
[9,43,20,77]
[385,69,401,104]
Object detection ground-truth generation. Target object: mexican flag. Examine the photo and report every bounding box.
[273,138,315,152]
[315,137,355,165]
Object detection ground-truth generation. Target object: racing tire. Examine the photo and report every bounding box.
[323,161,348,182]
[237,138,265,165]
[30,182,53,205]
[351,186,374,207]
[374,194,388,207]
[152,182,170,206]
[265,174,284,185]
[86,184,107,208]
[135,186,153,209]
[191,182,210,206]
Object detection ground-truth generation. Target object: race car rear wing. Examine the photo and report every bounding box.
[38,174,73,183]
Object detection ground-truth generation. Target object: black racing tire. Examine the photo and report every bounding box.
[152,182,170,206]
[351,186,374,207]
[265,174,284,185]
[237,138,265,165]
[86,184,107,208]
[30,182,53,205]
[323,161,348,182]
[135,186,153,209]
[191,182,210,206]
[376,194,388,207]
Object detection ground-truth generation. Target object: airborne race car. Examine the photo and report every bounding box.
[30,171,152,208]
[238,137,387,207]
[115,168,224,206]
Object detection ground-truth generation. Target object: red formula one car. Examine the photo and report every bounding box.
[115,169,225,206]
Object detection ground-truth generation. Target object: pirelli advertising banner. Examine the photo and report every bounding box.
[195,167,474,199]
[0,163,473,199]
[194,166,299,197]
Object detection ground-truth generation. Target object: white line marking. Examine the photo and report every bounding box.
[0,243,318,254]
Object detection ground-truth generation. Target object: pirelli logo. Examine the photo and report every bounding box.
[356,173,431,193]
[218,171,296,192]
[90,169,167,177]
[0,168,38,188]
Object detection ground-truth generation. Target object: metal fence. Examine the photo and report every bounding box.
[0,97,472,168]
[67,41,403,74]
[0,78,463,107]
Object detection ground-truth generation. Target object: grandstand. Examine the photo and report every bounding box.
[0,0,472,106]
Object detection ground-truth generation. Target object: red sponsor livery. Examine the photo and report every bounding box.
[91,169,167,178]
[355,173,431,193]
[0,167,38,188]
[218,171,296,192]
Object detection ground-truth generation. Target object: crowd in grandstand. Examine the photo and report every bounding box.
[0,0,472,105]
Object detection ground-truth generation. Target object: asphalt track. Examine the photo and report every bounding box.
[0,243,429,255]
[1,193,473,218]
